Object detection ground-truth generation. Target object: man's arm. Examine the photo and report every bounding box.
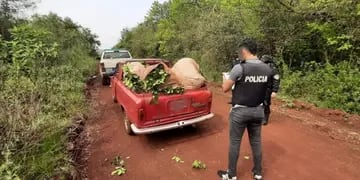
[222,64,242,93]
[223,79,235,93]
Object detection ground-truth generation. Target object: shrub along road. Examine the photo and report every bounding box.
[83,78,360,180]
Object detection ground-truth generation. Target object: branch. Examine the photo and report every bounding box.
[276,0,296,12]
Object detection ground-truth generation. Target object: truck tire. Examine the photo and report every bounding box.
[123,111,135,135]
[102,76,109,86]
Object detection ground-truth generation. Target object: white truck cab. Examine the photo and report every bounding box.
[99,49,132,85]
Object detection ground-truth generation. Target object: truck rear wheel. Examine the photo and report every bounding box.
[102,76,110,86]
[123,111,135,135]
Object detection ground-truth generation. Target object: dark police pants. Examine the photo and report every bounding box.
[228,106,264,177]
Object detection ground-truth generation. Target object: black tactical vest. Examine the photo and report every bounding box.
[232,61,273,107]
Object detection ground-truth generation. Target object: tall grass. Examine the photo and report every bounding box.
[0,22,97,178]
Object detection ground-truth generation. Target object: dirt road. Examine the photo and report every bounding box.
[83,79,360,180]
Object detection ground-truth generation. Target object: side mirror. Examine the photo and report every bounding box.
[96,57,101,61]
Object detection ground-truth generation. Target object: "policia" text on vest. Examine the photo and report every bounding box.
[244,76,268,83]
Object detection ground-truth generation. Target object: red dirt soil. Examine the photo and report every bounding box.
[83,80,360,180]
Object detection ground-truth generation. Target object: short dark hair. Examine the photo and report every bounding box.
[239,38,258,55]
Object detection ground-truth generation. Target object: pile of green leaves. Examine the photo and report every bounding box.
[171,156,184,163]
[111,156,126,176]
[123,64,184,103]
[192,160,206,169]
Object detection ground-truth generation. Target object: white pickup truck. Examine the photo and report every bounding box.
[98,49,132,85]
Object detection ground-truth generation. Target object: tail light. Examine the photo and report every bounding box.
[100,63,105,72]
[138,108,144,121]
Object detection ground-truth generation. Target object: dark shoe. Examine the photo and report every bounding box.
[217,170,237,180]
[262,120,268,126]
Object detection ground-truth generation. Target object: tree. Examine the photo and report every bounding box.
[114,0,360,113]
[0,0,35,40]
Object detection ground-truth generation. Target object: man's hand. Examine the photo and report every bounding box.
[271,92,277,98]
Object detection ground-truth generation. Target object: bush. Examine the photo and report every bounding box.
[281,61,360,113]
[115,0,360,114]
[0,18,97,179]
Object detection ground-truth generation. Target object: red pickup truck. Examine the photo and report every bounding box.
[110,59,214,135]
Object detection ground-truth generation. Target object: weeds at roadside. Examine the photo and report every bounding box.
[0,150,21,180]
[280,97,296,109]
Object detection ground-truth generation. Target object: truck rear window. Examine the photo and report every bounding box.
[103,51,130,59]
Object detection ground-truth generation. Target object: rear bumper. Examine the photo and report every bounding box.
[130,113,214,135]
[100,68,116,77]
[100,71,116,78]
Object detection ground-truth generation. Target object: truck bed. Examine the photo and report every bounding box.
[111,59,213,134]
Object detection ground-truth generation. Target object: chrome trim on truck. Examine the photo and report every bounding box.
[130,113,214,135]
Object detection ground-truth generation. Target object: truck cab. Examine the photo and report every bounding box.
[99,49,132,85]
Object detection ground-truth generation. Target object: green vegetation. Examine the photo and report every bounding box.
[111,167,127,176]
[192,160,206,169]
[111,156,126,176]
[0,0,359,178]
[122,63,184,103]
[0,0,99,178]
[111,156,125,166]
[116,0,360,113]
[172,156,185,163]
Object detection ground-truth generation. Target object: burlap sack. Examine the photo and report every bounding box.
[126,62,180,85]
[127,62,145,79]
[171,58,205,89]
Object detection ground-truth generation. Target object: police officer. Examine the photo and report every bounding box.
[261,55,280,125]
[231,52,241,68]
[218,39,273,180]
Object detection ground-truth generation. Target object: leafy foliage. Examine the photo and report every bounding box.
[110,156,126,176]
[0,150,21,180]
[192,160,206,169]
[0,13,98,179]
[111,167,126,176]
[172,156,184,163]
[281,62,360,113]
[116,0,360,113]
[122,64,184,103]
[0,0,36,40]
[111,156,125,167]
